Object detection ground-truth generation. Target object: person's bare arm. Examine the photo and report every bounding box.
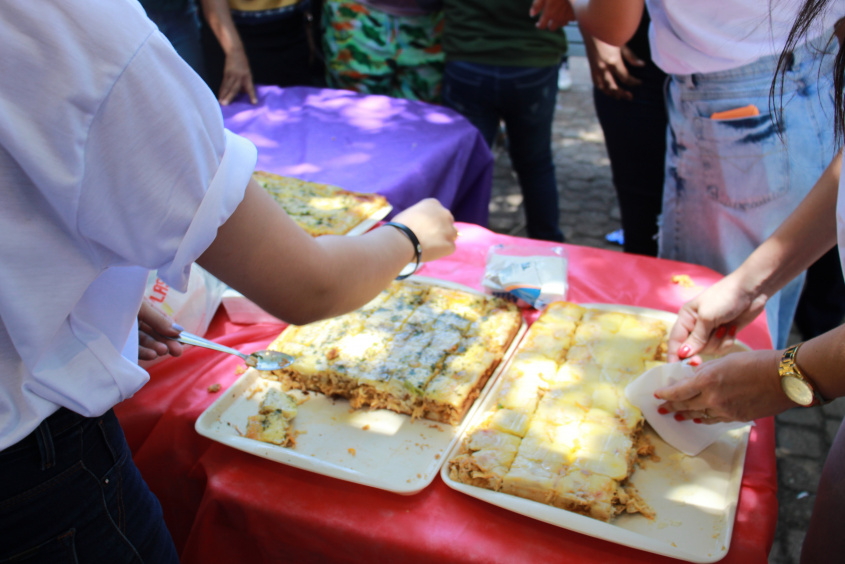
[529,0,575,30]
[666,150,842,362]
[568,0,644,46]
[198,0,257,105]
[653,150,843,423]
[655,323,845,424]
[581,26,643,101]
[790,323,845,402]
[197,178,457,325]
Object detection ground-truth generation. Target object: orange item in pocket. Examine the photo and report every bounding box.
[710,104,760,120]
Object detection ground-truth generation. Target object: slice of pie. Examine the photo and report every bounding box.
[245,387,299,447]
[253,170,390,236]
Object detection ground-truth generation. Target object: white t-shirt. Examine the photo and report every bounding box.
[0,1,258,450]
[645,0,843,75]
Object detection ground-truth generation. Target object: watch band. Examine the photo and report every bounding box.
[779,344,830,407]
[384,222,421,280]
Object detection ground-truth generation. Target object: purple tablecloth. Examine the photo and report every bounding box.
[221,86,494,225]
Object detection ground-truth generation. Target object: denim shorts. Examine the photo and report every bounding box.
[0,408,178,563]
[658,32,838,347]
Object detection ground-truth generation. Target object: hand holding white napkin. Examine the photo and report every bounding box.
[625,362,751,456]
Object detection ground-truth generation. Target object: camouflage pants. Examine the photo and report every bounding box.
[321,0,444,103]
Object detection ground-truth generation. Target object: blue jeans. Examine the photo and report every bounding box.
[0,408,179,563]
[658,33,838,348]
[442,61,564,242]
[145,1,206,78]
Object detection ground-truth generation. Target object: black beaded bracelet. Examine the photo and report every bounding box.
[384,221,422,280]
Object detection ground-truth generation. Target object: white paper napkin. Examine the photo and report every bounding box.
[625,362,751,456]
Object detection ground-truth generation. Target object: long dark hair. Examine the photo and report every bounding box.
[774,2,845,144]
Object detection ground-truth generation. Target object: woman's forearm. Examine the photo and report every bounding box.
[199,0,244,56]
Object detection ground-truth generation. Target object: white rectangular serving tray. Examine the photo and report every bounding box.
[440,303,752,563]
[345,202,392,236]
[197,277,527,495]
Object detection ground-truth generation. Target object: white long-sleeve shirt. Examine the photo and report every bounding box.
[0,0,257,450]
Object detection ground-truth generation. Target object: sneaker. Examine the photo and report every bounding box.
[605,228,624,245]
[557,62,573,91]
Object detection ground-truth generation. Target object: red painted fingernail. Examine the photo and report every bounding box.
[678,345,691,359]
[657,407,669,415]
[688,358,701,367]
[674,413,685,421]
[728,325,737,337]
[715,326,727,339]
[654,393,661,399]
[693,418,702,424]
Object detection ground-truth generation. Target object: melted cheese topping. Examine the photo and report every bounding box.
[449,301,667,522]
[254,170,389,236]
[261,280,522,426]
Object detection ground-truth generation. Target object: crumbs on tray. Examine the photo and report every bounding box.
[671,274,696,288]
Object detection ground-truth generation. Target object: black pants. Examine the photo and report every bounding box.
[795,247,845,338]
[593,59,667,257]
[200,1,326,94]
[0,409,178,563]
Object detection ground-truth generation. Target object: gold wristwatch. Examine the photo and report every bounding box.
[778,343,829,407]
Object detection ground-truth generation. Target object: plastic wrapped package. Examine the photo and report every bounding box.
[482,245,568,310]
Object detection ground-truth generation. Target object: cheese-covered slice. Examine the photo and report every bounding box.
[553,468,618,521]
[424,342,496,409]
[488,408,531,438]
[572,414,633,480]
[501,455,559,503]
[495,370,545,415]
[245,388,299,446]
[467,427,523,452]
[517,423,572,469]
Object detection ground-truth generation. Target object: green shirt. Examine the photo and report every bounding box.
[442,0,567,67]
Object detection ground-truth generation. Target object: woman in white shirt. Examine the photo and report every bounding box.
[572,1,845,561]
[572,0,844,351]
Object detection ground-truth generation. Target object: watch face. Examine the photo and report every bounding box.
[781,375,814,407]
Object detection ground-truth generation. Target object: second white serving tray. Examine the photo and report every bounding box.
[440,303,752,563]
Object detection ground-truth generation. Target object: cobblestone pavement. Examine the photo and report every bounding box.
[487,56,844,564]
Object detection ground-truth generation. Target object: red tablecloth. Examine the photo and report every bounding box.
[116,224,776,563]
[222,86,494,226]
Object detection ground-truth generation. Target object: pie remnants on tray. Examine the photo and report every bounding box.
[448,301,667,522]
[248,279,523,448]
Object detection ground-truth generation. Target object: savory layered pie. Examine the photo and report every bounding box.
[253,170,390,236]
[259,279,523,427]
[448,302,666,522]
